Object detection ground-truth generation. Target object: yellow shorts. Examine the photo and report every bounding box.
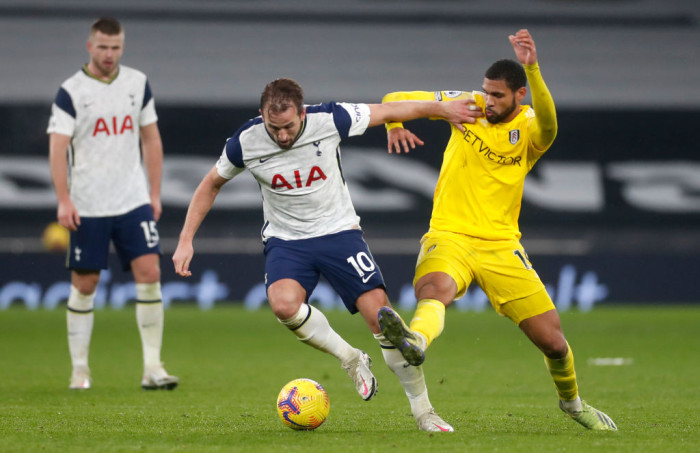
[414,230,553,324]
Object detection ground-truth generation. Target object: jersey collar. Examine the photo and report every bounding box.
[82,64,120,84]
[294,115,308,143]
[263,114,308,149]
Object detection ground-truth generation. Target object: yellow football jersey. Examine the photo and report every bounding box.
[383,67,556,240]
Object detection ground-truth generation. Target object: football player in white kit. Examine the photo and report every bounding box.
[173,78,481,431]
[48,18,178,391]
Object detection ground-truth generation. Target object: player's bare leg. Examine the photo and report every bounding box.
[271,279,376,401]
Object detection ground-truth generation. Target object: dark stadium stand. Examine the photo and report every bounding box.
[0,0,698,306]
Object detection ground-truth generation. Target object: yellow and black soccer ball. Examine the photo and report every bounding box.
[276,378,330,430]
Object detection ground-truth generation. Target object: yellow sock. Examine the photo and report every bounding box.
[409,299,446,349]
[544,342,579,401]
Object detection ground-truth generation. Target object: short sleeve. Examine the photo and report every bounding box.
[139,80,158,127]
[216,141,245,180]
[335,102,371,138]
[46,87,76,136]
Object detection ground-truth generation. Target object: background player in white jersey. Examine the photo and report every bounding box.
[47,18,177,391]
[172,78,480,431]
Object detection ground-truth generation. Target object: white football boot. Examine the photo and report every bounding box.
[69,365,91,390]
[342,349,377,401]
[141,364,179,390]
[416,408,455,432]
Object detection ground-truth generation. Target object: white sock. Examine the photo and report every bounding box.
[66,285,95,370]
[560,396,583,414]
[136,283,164,372]
[415,332,428,351]
[279,304,357,365]
[375,332,433,417]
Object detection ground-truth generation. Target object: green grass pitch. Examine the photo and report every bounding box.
[1,304,699,452]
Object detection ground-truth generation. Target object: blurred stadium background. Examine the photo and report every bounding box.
[1,0,699,310]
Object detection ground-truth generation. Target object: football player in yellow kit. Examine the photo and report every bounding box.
[377,29,617,431]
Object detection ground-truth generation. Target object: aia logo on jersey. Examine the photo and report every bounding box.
[271,166,327,190]
[509,129,520,145]
[93,115,134,136]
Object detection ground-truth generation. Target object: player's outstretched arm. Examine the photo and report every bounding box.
[378,92,482,153]
[368,99,480,131]
[173,166,229,277]
[381,91,437,144]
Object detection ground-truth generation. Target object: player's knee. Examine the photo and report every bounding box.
[133,266,160,283]
[273,300,306,324]
[71,272,99,295]
[540,337,568,359]
[268,280,306,319]
[131,254,161,283]
[415,272,458,302]
[271,302,300,320]
[415,282,453,304]
[268,291,303,320]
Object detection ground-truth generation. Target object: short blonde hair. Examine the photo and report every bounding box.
[90,17,123,38]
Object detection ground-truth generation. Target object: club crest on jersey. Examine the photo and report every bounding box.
[509,129,520,145]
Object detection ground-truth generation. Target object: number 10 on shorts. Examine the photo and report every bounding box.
[346,252,376,278]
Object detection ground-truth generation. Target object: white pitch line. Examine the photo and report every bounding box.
[587,357,634,366]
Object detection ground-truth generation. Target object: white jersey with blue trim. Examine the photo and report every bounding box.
[46,65,158,217]
[216,102,371,241]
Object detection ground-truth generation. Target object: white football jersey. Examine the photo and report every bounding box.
[216,102,371,241]
[47,65,158,217]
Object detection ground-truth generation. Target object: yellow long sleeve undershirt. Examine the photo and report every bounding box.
[524,62,557,151]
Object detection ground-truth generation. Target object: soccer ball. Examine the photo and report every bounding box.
[276,378,330,430]
[42,222,70,252]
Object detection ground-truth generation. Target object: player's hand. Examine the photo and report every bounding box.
[509,29,537,66]
[172,241,194,277]
[387,127,424,154]
[57,199,80,231]
[150,195,162,221]
[442,99,482,132]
